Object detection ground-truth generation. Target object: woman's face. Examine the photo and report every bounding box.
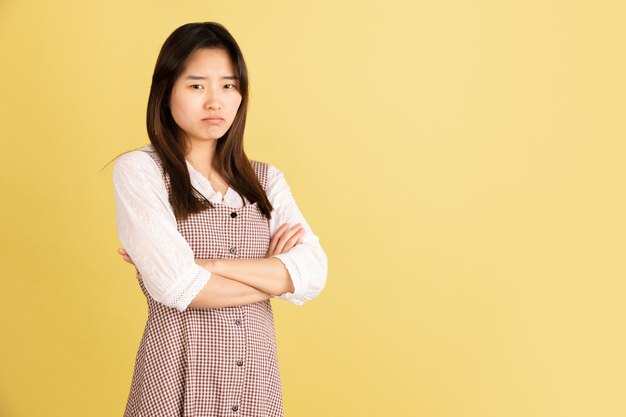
[169,48,242,149]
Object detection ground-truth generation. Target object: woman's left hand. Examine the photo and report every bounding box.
[117,248,143,280]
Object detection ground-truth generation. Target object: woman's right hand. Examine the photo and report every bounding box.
[267,223,305,257]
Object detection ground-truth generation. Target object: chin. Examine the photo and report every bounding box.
[198,131,226,140]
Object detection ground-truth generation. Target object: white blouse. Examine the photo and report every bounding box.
[112,144,328,312]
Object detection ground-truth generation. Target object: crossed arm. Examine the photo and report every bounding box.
[118,223,304,309]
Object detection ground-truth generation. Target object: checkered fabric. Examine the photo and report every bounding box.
[123,151,284,417]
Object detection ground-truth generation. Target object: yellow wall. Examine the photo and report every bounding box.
[1,1,625,416]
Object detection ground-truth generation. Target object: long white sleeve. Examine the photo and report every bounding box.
[266,164,328,305]
[112,150,211,312]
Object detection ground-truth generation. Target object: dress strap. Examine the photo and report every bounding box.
[250,160,269,192]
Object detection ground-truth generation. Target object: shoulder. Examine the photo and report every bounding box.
[250,160,282,177]
[112,145,162,182]
[113,145,159,171]
[260,162,293,201]
[250,160,285,185]
[250,159,269,171]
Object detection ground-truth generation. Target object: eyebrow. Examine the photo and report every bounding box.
[185,75,239,80]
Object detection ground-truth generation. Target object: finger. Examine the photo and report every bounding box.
[267,225,284,256]
[120,253,133,264]
[268,223,303,256]
[267,223,289,256]
[273,225,295,254]
[118,248,134,264]
[274,224,302,254]
[284,228,306,251]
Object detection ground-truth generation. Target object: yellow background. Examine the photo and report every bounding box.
[1,0,625,416]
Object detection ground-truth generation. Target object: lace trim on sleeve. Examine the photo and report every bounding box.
[165,265,211,312]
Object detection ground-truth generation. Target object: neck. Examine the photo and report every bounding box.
[184,138,218,172]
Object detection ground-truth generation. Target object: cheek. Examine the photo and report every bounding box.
[169,99,185,122]
[171,84,197,106]
[229,96,243,117]
[170,93,196,121]
[168,92,180,115]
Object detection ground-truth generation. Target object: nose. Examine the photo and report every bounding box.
[203,86,222,110]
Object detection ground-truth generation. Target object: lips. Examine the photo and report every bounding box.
[202,117,224,125]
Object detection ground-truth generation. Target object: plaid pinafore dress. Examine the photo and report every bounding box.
[124,150,284,417]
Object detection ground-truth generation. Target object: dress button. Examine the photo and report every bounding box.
[236,360,244,367]
[235,319,242,326]
[231,405,239,412]
[230,212,237,218]
[229,247,237,254]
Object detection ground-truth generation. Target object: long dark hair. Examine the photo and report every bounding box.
[146,22,272,220]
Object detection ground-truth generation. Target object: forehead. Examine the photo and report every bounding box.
[181,48,236,74]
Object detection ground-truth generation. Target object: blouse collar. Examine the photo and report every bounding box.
[142,144,247,208]
[185,160,247,208]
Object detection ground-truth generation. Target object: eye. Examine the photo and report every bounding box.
[190,84,204,90]
[224,83,237,89]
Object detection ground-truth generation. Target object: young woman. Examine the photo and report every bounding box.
[112,22,327,416]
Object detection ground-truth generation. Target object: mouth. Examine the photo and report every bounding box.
[202,117,224,124]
